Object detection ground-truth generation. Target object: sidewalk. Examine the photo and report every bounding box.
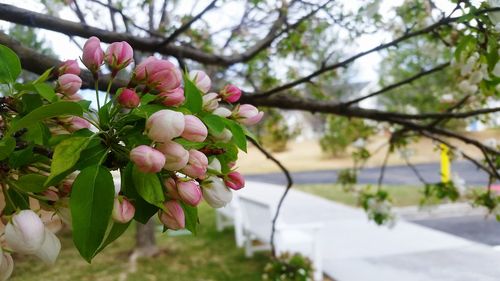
[241,181,500,281]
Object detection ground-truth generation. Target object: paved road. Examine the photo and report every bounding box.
[246,161,493,186]
[413,215,500,246]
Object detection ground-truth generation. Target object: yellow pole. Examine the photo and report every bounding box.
[440,144,450,182]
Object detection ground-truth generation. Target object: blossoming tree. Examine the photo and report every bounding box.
[0,0,499,279]
[0,37,262,279]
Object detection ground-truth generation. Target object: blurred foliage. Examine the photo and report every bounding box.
[319,116,373,157]
[378,0,466,130]
[255,108,300,152]
[262,252,314,281]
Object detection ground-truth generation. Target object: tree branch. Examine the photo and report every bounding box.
[159,0,218,45]
[2,31,497,160]
[342,62,450,106]
[247,7,500,98]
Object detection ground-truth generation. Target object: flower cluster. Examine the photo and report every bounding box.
[452,51,487,95]
[262,252,314,281]
[0,36,262,279]
[358,188,396,228]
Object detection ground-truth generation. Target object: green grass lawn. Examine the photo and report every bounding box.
[296,184,423,207]
[11,203,268,281]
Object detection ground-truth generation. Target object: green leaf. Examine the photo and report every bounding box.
[20,93,43,114]
[45,136,90,186]
[487,36,499,72]
[0,137,16,160]
[132,165,165,209]
[34,82,56,102]
[74,143,108,170]
[96,221,131,254]
[202,114,225,133]
[33,67,54,84]
[132,104,166,119]
[98,102,112,129]
[180,202,198,235]
[70,165,115,262]
[215,142,239,174]
[175,138,207,150]
[224,120,247,152]
[183,77,203,113]
[243,127,259,144]
[0,44,21,84]
[140,93,157,104]
[77,100,92,112]
[4,188,29,212]
[8,102,83,136]
[23,122,50,145]
[121,163,159,223]
[15,174,48,193]
[454,35,475,61]
[8,146,34,168]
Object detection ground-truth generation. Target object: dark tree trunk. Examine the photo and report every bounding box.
[134,219,159,257]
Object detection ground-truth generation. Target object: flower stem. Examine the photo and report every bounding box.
[94,80,101,109]
[104,77,113,105]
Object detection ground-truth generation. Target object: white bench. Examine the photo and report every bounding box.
[237,196,324,281]
[215,195,245,248]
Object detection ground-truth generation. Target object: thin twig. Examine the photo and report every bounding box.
[247,137,292,257]
[342,62,450,107]
[159,0,218,46]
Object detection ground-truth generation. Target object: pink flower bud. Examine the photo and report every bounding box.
[159,200,185,230]
[164,177,180,199]
[41,189,59,202]
[5,210,46,254]
[58,74,82,96]
[213,107,232,118]
[189,70,211,93]
[211,128,232,143]
[182,115,208,142]
[59,179,73,197]
[220,84,242,103]
[112,197,135,224]
[134,56,157,82]
[67,116,91,132]
[82,36,104,73]
[182,149,208,179]
[225,171,245,190]
[232,104,264,125]
[59,59,80,75]
[202,176,233,208]
[146,59,182,91]
[0,251,14,281]
[34,228,61,265]
[146,109,185,143]
[130,145,166,173]
[177,180,202,206]
[208,158,222,173]
[66,93,83,102]
[105,41,134,73]
[118,88,140,109]
[158,88,185,107]
[202,92,220,111]
[156,141,189,171]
